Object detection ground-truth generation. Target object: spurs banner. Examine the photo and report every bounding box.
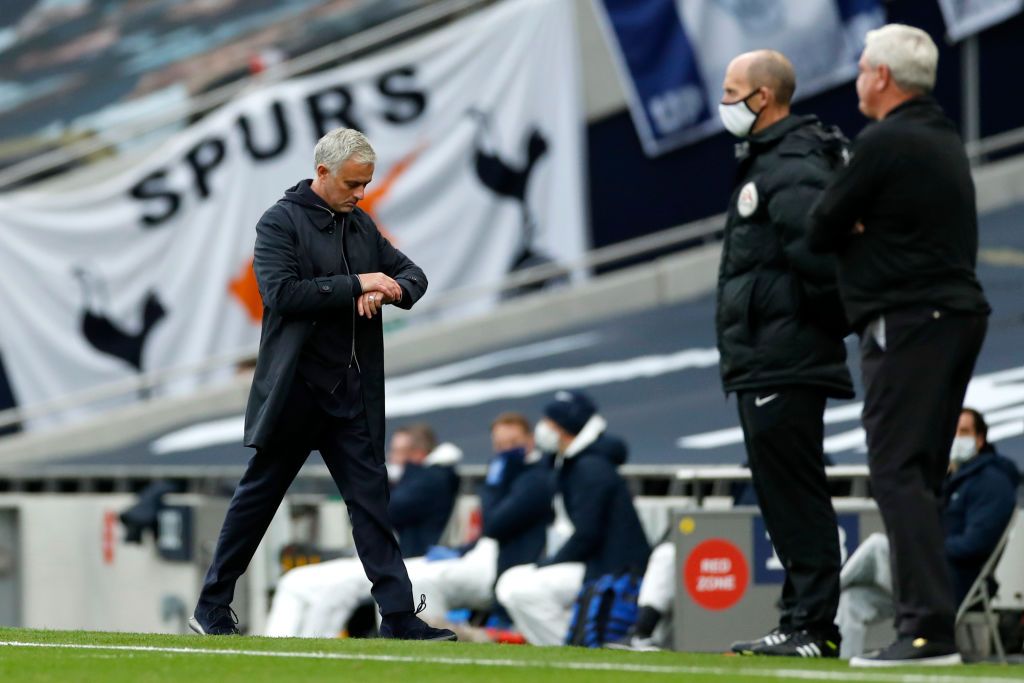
[0,0,585,429]
[593,0,885,156]
[937,0,1023,41]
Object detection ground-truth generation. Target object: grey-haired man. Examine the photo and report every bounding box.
[191,128,454,642]
[811,25,990,666]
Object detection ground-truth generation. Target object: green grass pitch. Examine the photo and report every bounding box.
[0,627,1020,683]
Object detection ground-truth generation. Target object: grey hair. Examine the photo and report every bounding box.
[313,127,376,173]
[863,24,938,94]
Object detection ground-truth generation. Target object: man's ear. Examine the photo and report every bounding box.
[876,64,891,92]
[315,163,330,179]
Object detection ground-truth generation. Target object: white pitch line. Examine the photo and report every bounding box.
[0,640,1019,683]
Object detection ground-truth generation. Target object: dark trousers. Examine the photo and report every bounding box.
[860,306,987,641]
[738,387,840,634]
[198,377,413,616]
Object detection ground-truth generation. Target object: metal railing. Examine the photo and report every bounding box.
[0,213,725,433]
[0,0,496,191]
[0,462,874,500]
[966,123,1024,161]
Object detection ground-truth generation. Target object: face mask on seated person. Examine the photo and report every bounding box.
[534,420,561,454]
[949,436,978,464]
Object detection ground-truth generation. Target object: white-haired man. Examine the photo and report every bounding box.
[191,128,454,641]
[811,25,990,666]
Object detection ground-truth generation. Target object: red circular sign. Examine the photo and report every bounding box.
[683,538,749,610]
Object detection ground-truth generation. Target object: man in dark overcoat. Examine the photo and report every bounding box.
[190,127,454,641]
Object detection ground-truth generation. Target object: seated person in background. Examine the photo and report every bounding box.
[386,424,461,559]
[496,390,651,646]
[264,424,461,637]
[836,408,1019,658]
[406,412,555,626]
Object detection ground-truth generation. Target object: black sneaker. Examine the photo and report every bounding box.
[850,637,962,667]
[188,605,240,635]
[379,594,457,642]
[730,626,792,654]
[751,629,840,658]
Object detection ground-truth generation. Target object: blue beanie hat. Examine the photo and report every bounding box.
[543,390,596,435]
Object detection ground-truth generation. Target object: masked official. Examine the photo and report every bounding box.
[716,49,853,658]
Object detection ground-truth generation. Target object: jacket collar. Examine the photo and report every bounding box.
[733,114,816,160]
[562,414,607,459]
[423,442,463,467]
[884,95,938,121]
[282,179,336,231]
[948,447,1005,488]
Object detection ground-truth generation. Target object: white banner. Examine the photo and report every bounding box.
[0,0,586,428]
[937,0,1023,41]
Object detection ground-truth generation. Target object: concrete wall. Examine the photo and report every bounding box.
[0,494,197,632]
[0,493,295,634]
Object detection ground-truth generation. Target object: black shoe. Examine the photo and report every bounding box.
[379,594,457,642]
[730,626,793,654]
[751,629,840,658]
[850,637,961,667]
[189,604,240,635]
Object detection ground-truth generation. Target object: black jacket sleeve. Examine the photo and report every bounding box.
[254,208,356,316]
[375,227,427,310]
[542,460,614,566]
[766,151,849,337]
[809,129,889,254]
[768,171,840,285]
[480,472,553,542]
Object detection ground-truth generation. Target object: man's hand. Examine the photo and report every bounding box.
[358,272,403,299]
[852,221,865,235]
[356,273,402,318]
[357,291,389,318]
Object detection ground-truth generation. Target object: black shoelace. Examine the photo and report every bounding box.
[414,593,427,616]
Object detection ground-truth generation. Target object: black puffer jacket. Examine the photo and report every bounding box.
[716,115,854,398]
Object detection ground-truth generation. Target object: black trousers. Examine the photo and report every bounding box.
[738,387,840,634]
[198,377,413,616]
[860,306,987,641]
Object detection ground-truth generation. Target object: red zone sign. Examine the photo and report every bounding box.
[683,538,749,610]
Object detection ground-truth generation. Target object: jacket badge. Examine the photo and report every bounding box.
[737,181,759,217]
